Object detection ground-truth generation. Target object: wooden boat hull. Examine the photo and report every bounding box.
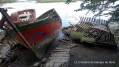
[32,26,61,59]
[14,20,61,46]
[11,9,62,59]
[14,21,61,59]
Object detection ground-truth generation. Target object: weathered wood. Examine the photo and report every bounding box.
[79,16,107,25]
[85,28,116,45]
[0,8,32,48]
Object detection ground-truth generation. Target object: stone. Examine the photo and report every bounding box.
[33,62,40,67]
[0,44,2,46]
[42,58,47,62]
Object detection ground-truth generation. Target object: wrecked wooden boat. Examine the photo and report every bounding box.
[63,17,117,48]
[0,8,62,59]
[83,27,117,48]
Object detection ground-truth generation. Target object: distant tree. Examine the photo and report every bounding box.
[66,0,72,4]
[66,0,119,22]
[0,0,16,3]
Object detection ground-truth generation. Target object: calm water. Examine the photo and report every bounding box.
[0,1,112,27]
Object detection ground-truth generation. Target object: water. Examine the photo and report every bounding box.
[0,1,112,27]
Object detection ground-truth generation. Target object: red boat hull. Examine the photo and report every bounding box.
[14,20,61,47]
[10,8,62,59]
[0,8,62,59]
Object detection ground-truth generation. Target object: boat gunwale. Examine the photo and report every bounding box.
[18,18,60,31]
[10,8,62,36]
[10,18,61,36]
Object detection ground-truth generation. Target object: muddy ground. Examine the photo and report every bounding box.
[0,31,119,67]
[69,43,119,67]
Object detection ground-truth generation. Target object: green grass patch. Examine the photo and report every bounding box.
[36,0,77,3]
[0,0,16,3]
[70,32,84,40]
[81,37,95,42]
[70,31,95,42]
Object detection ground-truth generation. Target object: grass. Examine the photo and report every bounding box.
[70,32,84,40]
[36,0,77,3]
[70,31,95,42]
[0,0,16,3]
[81,37,95,42]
